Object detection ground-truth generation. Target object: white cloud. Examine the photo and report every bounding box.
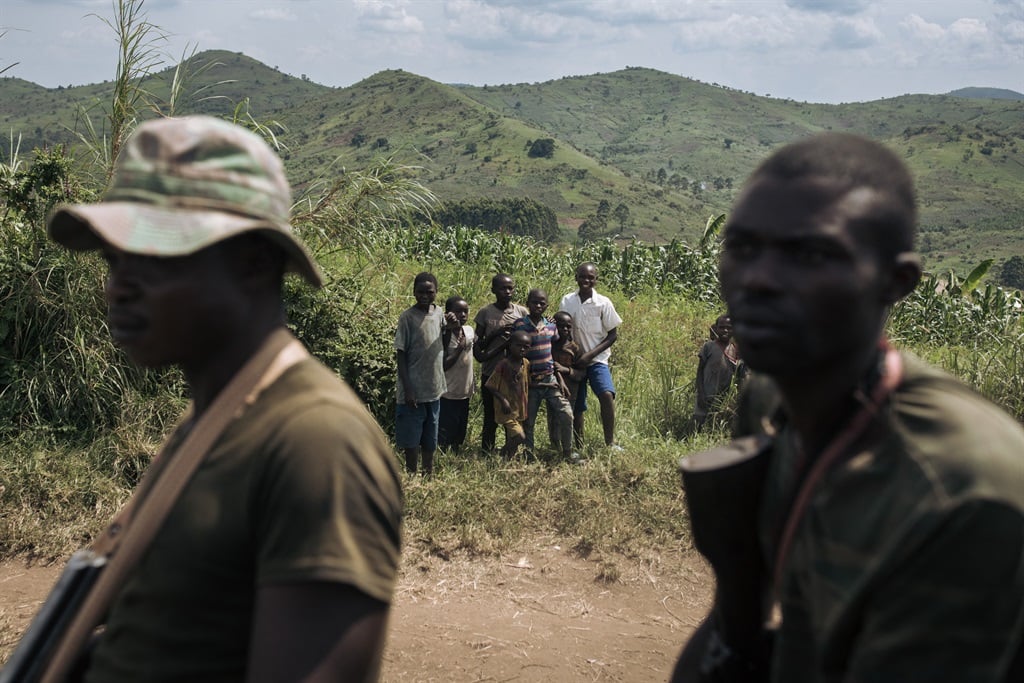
[250,8,298,22]
[459,0,755,28]
[948,17,989,43]
[674,12,807,52]
[443,0,600,50]
[891,9,1023,77]
[901,14,946,41]
[827,16,883,49]
[354,0,425,34]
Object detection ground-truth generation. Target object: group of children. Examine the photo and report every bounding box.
[395,267,619,475]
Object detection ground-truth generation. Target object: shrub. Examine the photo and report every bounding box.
[527,138,555,159]
[0,147,181,440]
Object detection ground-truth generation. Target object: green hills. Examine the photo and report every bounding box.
[2,49,1022,273]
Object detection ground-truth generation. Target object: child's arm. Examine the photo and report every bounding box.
[396,349,416,406]
[474,324,511,363]
[485,363,512,414]
[556,372,570,398]
[557,346,587,382]
[473,322,507,362]
[694,345,709,405]
[574,327,618,368]
[443,327,466,372]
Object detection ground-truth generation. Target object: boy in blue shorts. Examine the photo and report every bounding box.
[395,272,450,475]
[560,263,623,449]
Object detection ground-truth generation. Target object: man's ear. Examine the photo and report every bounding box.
[234,235,286,292]
[883,252,922,304]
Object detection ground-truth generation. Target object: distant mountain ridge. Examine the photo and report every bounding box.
[946,87,1024,101]
[1,49,1021,273]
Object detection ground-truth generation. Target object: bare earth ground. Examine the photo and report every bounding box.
[0,542,713,682]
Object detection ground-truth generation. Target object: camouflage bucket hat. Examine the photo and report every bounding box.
[47,115,322,287]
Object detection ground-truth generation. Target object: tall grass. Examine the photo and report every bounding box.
[72,0,167,181]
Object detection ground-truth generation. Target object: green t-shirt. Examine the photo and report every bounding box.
[86,358,403,682]
[394,304,446,404]
[736,353,1024,682]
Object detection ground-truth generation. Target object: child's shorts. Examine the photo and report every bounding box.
[395,400,440,450]
[573,363,616,413]
[500,418,526,442]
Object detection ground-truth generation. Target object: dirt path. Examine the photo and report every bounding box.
[1,543,712,682]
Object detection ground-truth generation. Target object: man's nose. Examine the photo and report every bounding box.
[104,263,140,303]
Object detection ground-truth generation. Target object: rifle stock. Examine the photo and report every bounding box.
[0,551,106,683]
[673,435,773,682]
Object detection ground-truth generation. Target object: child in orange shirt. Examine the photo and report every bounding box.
[485,330,531,460]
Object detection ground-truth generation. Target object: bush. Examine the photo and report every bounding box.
[527,138,555,159]
[432,197,560,241]
[0,148,182,440]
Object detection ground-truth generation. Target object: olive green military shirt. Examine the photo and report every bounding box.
[86,358,403,682]
[737,353,1024,682]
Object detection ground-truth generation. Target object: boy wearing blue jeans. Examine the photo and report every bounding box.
[395,272,450,475]
[560,262,623,449]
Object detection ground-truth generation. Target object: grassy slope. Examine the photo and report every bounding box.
[2,52,1021,270]
[277,69,702,242]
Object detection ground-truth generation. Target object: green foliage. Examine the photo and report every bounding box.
[891,267,1022,346]
[0,149,181,440]
[282,275,398,430]
[5,52,1022,269]
[527,138,555,159]
[368,223,722,301]
[293,155,439,249]
[1,145,81,225]
[889,266,1024,418]
[432,196,559,241]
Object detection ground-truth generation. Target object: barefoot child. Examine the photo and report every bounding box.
[395,272,448,475]
[485,330,531,460]
[473,274,529,455]
[549,311,585,459]
[514,290,574,461]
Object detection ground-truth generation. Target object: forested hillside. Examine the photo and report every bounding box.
[2,49,1022,272]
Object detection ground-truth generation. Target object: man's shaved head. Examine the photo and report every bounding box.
[748,132,917,261]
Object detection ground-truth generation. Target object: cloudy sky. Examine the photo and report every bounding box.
[3,0,1022,103]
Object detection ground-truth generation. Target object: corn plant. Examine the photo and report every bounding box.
[890,263,1023,347]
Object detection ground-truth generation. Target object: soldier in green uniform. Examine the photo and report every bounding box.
[46,116,403,682]
[673,132,1024,682]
